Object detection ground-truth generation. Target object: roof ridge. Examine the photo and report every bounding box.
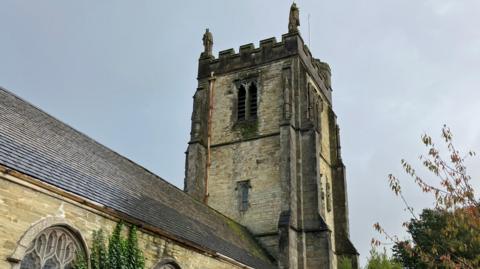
[0,86,239,221]
[0,86,275,267]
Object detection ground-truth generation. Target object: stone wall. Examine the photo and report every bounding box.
[186,29,357,268]
[0,174,244,269]
[209,59,285,144]
[205,59,287,259]
[208,136,281,235]
[203,54,344,268]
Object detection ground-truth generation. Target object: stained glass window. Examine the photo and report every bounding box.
[20,226,84,269]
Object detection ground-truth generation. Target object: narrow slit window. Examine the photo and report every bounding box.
[237,181,251,212]
[241,185,249,210]
[326,182,332,212]
[238,85,246,121]
[306,85,311,119]
[248,83,257,119]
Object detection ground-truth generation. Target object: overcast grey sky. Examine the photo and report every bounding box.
[1,0,479,266]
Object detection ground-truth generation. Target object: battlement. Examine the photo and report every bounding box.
[198,32,333,102]
[208,37,285,63]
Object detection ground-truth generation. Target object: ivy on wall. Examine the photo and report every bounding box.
[91,229,108,269]
[73,221,145,269]
[108,221,126,269]
[72,251,87,269]
[125,226,144,269]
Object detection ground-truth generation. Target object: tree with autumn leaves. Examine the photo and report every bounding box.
[373,125,480,268]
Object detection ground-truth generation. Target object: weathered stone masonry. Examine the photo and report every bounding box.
[185,22,358,269]
[0,4,357,269]
[0,87,276,269]
[0,170,245,269]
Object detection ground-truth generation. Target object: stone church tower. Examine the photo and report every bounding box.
[185,4,358,268]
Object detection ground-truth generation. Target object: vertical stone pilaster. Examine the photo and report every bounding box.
[330,110,359,267]
[280,63,293,213]
[184,82,209,202]
[304,230,333,269]
[279,62,296,269]
[278,211,290,269]
[184,143,206,201]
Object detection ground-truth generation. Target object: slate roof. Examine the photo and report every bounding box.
[0,88,276,269]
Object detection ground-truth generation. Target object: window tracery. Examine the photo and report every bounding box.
[154,259,181,269]
[236,81,258,121]
[19,226,85,269]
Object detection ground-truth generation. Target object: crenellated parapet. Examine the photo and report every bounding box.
[198,32,333,103]
[314,59,332,90]
[198,35,291,79]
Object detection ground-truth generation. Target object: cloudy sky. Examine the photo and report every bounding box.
[1,0,479,265]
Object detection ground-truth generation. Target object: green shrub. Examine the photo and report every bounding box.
[365,248,402,269]
[338,256,353,269]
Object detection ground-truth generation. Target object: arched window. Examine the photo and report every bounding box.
[237,85,246,121]
[248,83,257,119]
[20,226,86,269]
[154,258,181,269]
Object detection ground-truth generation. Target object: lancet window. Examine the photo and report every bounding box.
[237,82,258,121]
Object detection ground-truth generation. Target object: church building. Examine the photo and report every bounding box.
[0,4,357,269]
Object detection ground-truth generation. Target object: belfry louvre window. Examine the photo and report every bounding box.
[248,83,258,119]
[237,82,258,121]
[237,180,251,212]
[237,85,246,121]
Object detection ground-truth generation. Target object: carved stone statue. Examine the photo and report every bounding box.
[202,28,213,57]
[288,3,300,33]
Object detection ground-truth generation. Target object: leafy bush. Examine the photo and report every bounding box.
[365,248,402,269]
[338,256,353,269]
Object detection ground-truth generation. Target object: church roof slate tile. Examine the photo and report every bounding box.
[0,88,276,269]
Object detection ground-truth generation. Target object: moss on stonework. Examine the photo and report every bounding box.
[224,218,267,260]
[235,120,258,139]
